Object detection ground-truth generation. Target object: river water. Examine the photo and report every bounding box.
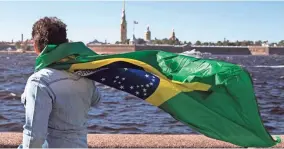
[0,53,283,134]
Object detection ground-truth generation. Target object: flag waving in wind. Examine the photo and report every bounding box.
[35,42,280,147]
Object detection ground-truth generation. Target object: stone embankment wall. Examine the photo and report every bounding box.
[77,44,284,55]
[0,44,16,51]
[191,46,252,55]
[88,45,135,54]
[135,45,185,53]
[269,47,284,55]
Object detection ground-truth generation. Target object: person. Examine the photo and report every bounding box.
[19,17,101,148]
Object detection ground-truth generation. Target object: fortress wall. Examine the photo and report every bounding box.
[191,46,252,55]
[269,47,284,55]
[88,45,135,54]
[135,45,184,53]
[0,44,16,51]
[87,44,284,55]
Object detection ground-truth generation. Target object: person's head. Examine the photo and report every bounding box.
[32,17,68,55]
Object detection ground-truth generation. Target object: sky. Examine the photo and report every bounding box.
[0,1,284,44]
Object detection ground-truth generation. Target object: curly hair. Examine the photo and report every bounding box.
[32,17,68,52]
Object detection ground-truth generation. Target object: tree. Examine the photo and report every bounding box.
[88,39,104,44]
[21,40,31,51]
[254,40,262,46]
[203,42,209,46]
[187,41,192,46]
[269,42,277,47]
[136,38,146,44]
[15,42,21,49]
[216,41,222,46]
[235,40,241,46]
[240,40,248,46]
[278,40,284,46]
[195,40,202,45]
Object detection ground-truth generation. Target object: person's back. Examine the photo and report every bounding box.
[21,68,100,148]
[19,17,101,148]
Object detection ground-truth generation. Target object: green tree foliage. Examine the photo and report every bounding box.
[15,41,21,49]
[103,39,284,46]
[150,38,181,45]
[278,40,284,46]
[195,40,202,45]
[21,40,31,51]
[136,38,146,44]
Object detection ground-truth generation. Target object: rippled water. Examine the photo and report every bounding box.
[0,53,283,134]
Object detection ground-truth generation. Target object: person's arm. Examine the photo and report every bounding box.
[22,77,53,148]
[91,81,101,106]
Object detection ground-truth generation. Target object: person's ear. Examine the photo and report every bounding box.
[33,42,41,55]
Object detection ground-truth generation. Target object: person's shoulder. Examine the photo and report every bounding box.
[27,68,70,85]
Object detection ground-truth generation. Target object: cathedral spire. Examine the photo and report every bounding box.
[120,0,127,44]
[170,28,176,40]
[123,0,125,11]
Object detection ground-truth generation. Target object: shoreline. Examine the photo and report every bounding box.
[0,133,283,148]
[0,51,35,54]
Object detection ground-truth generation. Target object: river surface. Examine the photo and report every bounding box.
[0,53,283,134]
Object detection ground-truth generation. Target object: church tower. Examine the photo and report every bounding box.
[170,28,176,41]
[120,0,127,44]
[145,25,151,41]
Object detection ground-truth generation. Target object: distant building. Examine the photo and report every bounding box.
[130,34,137,45]
[87,39,105,45]
[145,25,151,42]
[262,41,269,47]
[120,0,127,44]
[169,29,176,41]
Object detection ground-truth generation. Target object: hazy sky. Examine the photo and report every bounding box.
[0,1,284,43]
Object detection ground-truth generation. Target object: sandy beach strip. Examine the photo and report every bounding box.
[0,133,283,148]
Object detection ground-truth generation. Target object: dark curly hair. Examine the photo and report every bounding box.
[32,17,68,52]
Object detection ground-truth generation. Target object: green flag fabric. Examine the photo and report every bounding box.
[35,42,280,147]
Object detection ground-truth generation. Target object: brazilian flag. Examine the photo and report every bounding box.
[36,42,280,147]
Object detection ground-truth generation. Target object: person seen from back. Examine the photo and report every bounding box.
[19,16,101,148]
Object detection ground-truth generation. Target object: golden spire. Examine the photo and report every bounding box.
[145,25,151,41]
